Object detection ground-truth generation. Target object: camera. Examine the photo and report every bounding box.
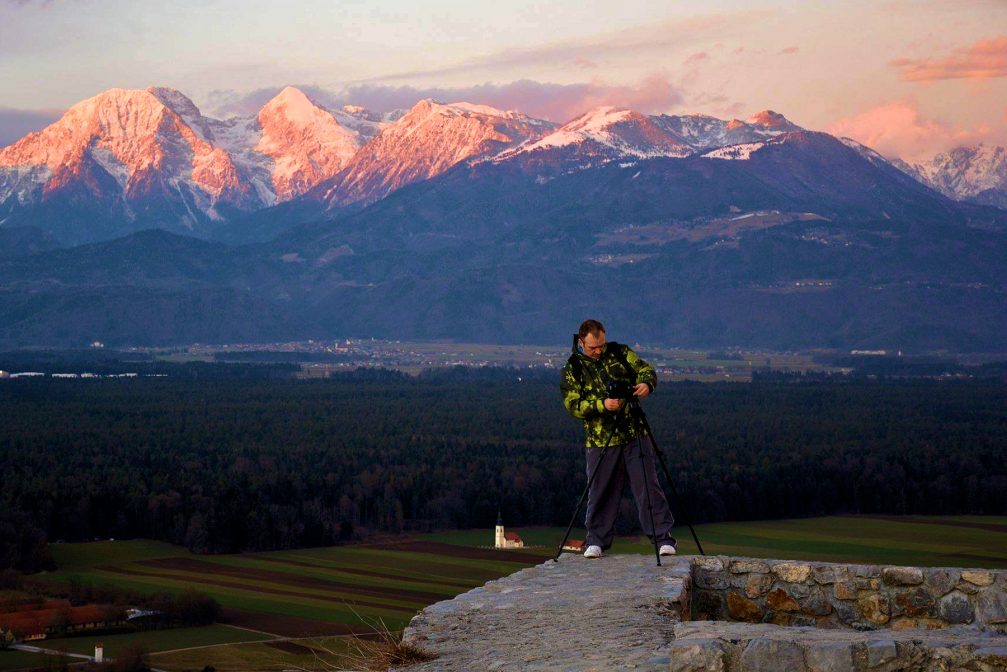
[605,380,636,400]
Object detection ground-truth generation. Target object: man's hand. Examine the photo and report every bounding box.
[633,383,651,398]
[604,398,625,411]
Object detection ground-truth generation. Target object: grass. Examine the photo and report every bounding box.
[0,649,59,672]
[45,624,270,656]
[422,515,1007,568]
[149,636,355,672]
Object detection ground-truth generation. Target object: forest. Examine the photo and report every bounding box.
[2,365,1006,571]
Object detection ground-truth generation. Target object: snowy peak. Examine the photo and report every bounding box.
[746,110,801,133]
[898,143,1007,208]
[652,111,805,151]
[255,86,363,200]
[324,98,550,206]
[505,106,691,161]
[0,86,255,234]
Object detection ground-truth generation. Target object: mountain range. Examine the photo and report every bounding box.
[1,86,1005,352]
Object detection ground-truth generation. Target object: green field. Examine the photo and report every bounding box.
[45,624,270,657]
[422,515,1007,568]
[20,515,1006,671]
[0,649,65,672]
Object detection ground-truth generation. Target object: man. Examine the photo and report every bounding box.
[561,319,676,559]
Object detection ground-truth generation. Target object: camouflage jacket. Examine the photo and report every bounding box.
[560,342,657,449]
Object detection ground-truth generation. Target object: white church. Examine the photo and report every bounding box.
[494,511,524,549]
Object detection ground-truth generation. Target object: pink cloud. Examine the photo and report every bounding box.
[778,46,799,55]
[684,51,709,66]
[826,100,1002,162]
[891,35,1007,81]
[207,76,684,124]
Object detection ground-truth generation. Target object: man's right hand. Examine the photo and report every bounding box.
[604,398,625,412]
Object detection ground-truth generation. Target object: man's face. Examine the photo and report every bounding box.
[580,330,606,360]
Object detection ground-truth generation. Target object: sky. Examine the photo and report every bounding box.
[2,0,1006,162]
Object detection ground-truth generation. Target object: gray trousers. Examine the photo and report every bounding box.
[584,434,676,550]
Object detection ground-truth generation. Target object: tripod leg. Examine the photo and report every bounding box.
[634,405,706,557]
[637,431,661,567]
[554,403,630,562]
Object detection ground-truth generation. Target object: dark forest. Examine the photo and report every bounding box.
[2,367,1005,571]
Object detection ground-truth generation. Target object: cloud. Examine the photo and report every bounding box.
[205,75,685,124]
[362,9,777,83]
[0,107,63,148]
[891,35,1007,81]
[778,46,799,55]
[826,100,1003,162]
[683,52,709,66]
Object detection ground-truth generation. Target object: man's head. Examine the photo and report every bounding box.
[578,319,606,360]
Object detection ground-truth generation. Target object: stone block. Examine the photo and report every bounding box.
[730,559,770,574]
[923,568,959,596]
[865,639,897,667]
[857,593,890,625]
[975,588,1007,624]
[881,566,924,586]
[774,562,811,583]
[668,639,727,672]
[695,571,730,590]
[811,565,837,584]
[956,580,980,595]
[790,583,812,599]
[746,573,774,598]
[766,588,801,612]
[937,590,974,625]
[961,570,994,587]
[727,591,764,623]
[805,641,854,672]
[831,599,858,624]
[853,564,879,578]
[802,587,833,617]
[834,582,857,600]
[740,638,806,672]
[695,557,725,572]
[892,587,935,618]
[729,573,750,589]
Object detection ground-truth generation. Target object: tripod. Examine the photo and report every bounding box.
[554,395,705,565]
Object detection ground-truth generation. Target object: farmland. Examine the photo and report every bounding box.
[1,515,1002,670]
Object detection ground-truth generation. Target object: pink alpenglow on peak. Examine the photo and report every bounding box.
[0,87,251,209]
[746,110,801,133]
[321,98,551,207]
[501,105,692,161]
[256,86,364,200]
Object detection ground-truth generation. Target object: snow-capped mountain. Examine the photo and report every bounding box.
[895,144,1007,210]
[652,110,803,151]
[319,99,553,208]
[496,106,692,163]
[0,86,390,242]
[0,87,259,242]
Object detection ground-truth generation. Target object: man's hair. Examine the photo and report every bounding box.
[578,319,606,339]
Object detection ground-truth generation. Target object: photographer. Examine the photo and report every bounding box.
[561,319,676,559]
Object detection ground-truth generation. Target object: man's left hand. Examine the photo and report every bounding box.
[633,383,651,398]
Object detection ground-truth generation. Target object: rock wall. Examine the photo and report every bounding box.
[399,554,1007,672]
[691,556,1007,631]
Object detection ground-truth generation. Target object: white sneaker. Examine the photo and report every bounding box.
[659,544,677,556]
[583,545,603,559]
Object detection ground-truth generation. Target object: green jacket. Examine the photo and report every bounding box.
[561,342,657,448]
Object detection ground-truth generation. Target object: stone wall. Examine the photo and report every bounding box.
[399,555,1007,671]
[691,556,1007,631]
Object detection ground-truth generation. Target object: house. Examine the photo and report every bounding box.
[562,539,586,553]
